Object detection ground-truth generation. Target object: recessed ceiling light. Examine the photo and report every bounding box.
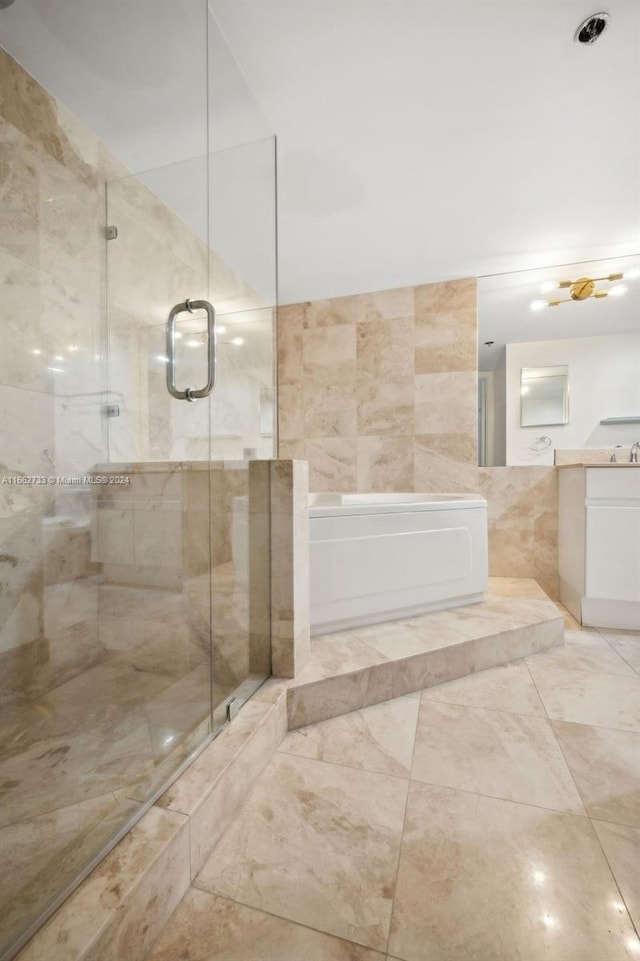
[574,12,609,45]
[231,337,244,346]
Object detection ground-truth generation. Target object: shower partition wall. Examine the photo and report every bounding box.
[0,4,276,959]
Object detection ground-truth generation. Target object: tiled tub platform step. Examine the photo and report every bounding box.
[288,578,564,729]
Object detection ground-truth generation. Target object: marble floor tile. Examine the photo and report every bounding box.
[347,616,468,659]
[411,700,585,813]
[194,753,408,951]
[279,696,419,778]
[427,598,556,641]
[388,782,639,961]
[552,721,640,827]
[601,632,640,675]
[291,633,387,686]
[0,791,139,952]
[527,630,637,677]
[420,660,547,717]
[526,661,640,733]
[592,820,640,931]
[146,888,386,961]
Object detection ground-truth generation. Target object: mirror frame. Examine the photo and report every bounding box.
[520,365,569,428]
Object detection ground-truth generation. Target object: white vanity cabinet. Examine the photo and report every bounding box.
[558,466,640,630]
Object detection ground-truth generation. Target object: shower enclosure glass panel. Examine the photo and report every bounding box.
[207,132,277,722]
[0,3,275,956]
[105,151,215,776]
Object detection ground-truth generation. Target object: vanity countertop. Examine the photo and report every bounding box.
[557,463,640,469]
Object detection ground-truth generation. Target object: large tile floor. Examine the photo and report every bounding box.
[0,563,261,956]
[146,624,640,961]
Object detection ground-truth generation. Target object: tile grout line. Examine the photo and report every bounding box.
[404,774,591,820]
[523,656,552,721]
[523,649,600,822]
[384,694,422,958]
[598,631,640,678]
[585,816,640,946]
[525,661,640,736]
[184,885,384,956]
[534,633,640,944]
[526,638,639,680]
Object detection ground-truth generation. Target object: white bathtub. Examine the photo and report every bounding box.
[309,492,488,635]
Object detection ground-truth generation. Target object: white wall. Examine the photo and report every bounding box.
[506,332,640,466]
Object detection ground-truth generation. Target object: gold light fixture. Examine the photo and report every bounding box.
[530,271,633,310]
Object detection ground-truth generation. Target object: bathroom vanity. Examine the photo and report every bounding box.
[558,465,640,630]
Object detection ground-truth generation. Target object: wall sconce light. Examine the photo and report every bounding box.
[529,271,636,310]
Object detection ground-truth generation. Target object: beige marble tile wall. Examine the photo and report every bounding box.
[278,280,559,598]
[0,47,108,694]
[0,45,273,691]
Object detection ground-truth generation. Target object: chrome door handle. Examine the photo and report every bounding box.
[166,299,216,402]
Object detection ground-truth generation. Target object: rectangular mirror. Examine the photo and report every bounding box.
[477,255,640,466]
[520,366,569,427]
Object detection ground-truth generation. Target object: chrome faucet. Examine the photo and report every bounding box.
[631,441,640,463]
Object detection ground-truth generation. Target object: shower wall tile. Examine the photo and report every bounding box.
[303,383,357,438]
[43,524,92,586]
[415,305,477,374]
[305,438,357,493]
[278,385,305,440]
[134,511,182,570]
[414,277,476,313]
[415,431,477,466]
[279,439,306,460]
[356,316,414,380]
[0,386,55,475]
[0,517,43,656]
[357,378,414,436]
[0,48,99,188]
[355,286,414,323]
[0,120,42,269]
[414,371,477,435]
[97,510,135,566]
[356,436,414,492]
[302,324,357,386]
[301,295,358,328]
[277,277,560,597]
[277,307,304,388]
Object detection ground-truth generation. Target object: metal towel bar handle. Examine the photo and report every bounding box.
[166,299,216,401]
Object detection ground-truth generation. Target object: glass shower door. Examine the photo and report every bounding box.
[207,131,277,726]
[105,154,217,769]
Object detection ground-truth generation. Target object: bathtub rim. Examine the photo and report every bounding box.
[309,491,487,517]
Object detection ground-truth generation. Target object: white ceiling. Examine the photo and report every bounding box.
[210,0,640,304]
[1,0,639,310]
